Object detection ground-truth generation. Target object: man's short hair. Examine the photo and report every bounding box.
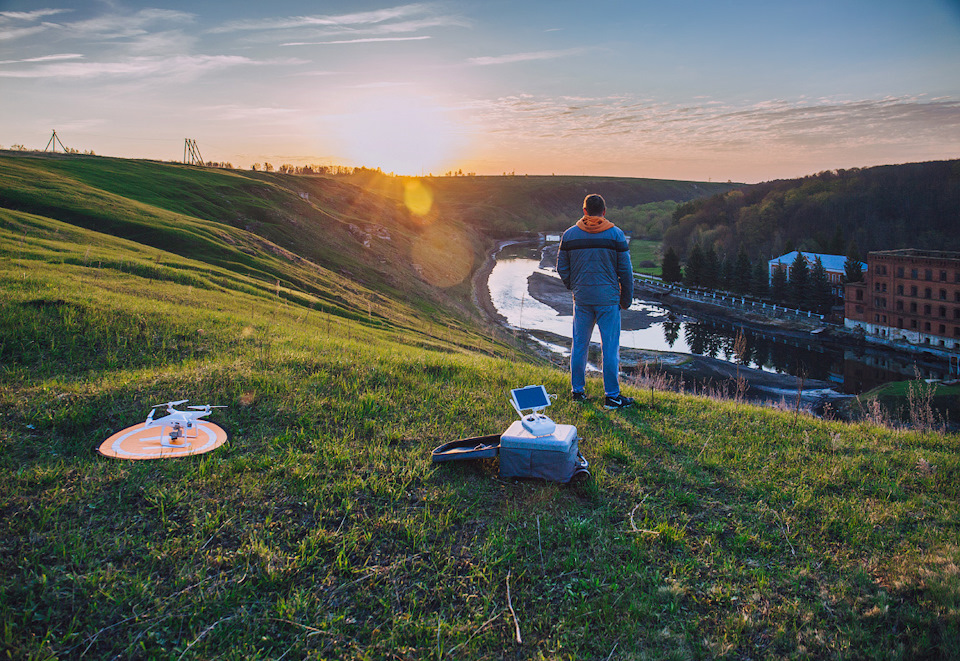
[583,194,606,216]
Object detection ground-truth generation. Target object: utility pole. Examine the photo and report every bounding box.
[183,138,204,166]
[44,129,67,153]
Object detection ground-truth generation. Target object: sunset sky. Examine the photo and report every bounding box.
[1,0,959,182]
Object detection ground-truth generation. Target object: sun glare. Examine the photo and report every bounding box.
[326,95,465,175]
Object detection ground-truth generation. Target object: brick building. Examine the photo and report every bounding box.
[845,249,960,351]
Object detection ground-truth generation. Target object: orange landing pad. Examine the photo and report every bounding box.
[98,422,227,460]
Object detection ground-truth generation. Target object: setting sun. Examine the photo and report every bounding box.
[324,93,466,175]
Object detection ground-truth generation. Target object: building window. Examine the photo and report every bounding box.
[941,306,947,318]
[925,304,932,315]
[925,322,931,331]
[874,282,881,292]
[939,324,946,334]
[955,308,960,320]
[956,292,960,303]
[955,327,960,337]
[856,289,864,301]
[897,284,903,295]
[911,268,918,279]
[941,271,948,281]
[875,314,881,322]
[955,271,960,283]
[926,269,933,280]
[911,285,918,296]
[911,319,918,329]
[897,267,904,278]
[896,301,904,311]
[925,288,932,299]
[898,318,904,328]
[911,302,918,313]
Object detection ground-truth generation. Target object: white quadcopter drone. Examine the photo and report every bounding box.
[145,400,226,446]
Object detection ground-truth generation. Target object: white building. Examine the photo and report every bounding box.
[768,251,855,297]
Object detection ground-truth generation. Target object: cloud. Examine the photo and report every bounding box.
[467,47,592,66]
[283,36,431,46]
[0,24,51,41]
[0,54,272,80]
[468,94,960,155]
[0,53,83,65]
[0,9,68,22]
[60,8,195,40]
[211,4,456,34]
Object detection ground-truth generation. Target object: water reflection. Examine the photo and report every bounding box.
[488,242,952,394]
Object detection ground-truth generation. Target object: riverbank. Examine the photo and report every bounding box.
[475,239,844,408]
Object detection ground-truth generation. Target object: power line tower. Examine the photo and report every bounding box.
[183,138,204,166]
[44,129,67,153]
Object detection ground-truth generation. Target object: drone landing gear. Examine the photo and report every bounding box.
[161,423,194,448]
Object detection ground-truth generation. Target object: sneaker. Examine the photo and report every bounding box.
[604,394,635,410]
[571,391,588,402]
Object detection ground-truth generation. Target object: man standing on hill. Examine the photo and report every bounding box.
[557,194,635,409]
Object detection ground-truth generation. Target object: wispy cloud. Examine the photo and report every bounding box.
[211,4,458,34]
[0,53,83,65]
[0,9,68,21]
[59,9,195,40]
[0,54,279,80]
[467,47,592,66]
[470,94,960,153]
[284,35,431,46]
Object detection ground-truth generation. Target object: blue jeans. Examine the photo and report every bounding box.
[570,303,621,397]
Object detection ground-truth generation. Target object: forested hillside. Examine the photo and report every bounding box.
[664,159,960,261]
[339,170,737,237]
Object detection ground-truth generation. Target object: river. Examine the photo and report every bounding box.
[487,242,954,399]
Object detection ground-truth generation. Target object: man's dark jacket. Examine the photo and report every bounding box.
[556,222,633,309]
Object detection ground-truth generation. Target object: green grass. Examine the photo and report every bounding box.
[631,239,663,276]
[1,153,959,660]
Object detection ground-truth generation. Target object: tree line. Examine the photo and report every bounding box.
[660,245,864,315]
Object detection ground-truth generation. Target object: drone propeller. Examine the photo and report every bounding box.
[152,399,188,408]
[188,405,226,410]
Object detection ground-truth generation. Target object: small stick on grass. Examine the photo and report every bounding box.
[443,611,500,658]
[536,516,544,573]
[605,641,620,661]
[629,501,660,535]
[178,615,234,660]
[506,571,522,644]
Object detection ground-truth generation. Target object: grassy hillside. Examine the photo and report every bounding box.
[1,154,959,660]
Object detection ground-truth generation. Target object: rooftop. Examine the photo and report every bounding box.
[870,249,960,262]
[768,251,847,272]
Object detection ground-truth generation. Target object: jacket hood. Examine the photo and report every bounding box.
[576,215,615,233]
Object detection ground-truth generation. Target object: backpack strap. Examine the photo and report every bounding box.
[431,434,500,463]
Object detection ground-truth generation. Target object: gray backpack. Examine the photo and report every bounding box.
[431,421,589,483]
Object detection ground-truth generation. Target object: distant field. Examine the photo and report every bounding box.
[630,238,662,276]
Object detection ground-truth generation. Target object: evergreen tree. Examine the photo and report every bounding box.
[752,259,769,299]
[828,225,845,254]
[661,247,682,283]
[734,248,752,294]
[684,243,704,287]
[810,256,832,315]
[789,251,811,308]
[703,244,720,289]
[844,242,864,283]
[771,264,788,302]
